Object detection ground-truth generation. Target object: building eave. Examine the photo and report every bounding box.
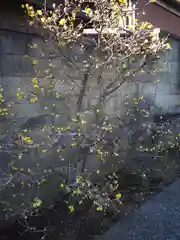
[155,0,180,17]
[162,0,180,8]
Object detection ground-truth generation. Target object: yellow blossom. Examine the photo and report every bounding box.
[71,142,77,147]
[37,9,43,16]
[96,206,103,211]
[30,97,38,103]
[166,43,172,49]
[147,23,153,29]
[59,18,66,25]
[85,7,93,16]
[52,13,57,19]
[116,193,122,199]
[32,198,42,207]
[68,205,75,213]
[118,0,127,5]
[40,17,46,23]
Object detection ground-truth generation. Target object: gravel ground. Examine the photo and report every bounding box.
[100,179,180,240]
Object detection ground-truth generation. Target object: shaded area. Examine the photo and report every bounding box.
[0,166,179,240]
[100,179,180,240]
[1,113,180,239]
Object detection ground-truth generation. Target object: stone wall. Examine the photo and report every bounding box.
[1,1,180,224]
[0,1,180,225]
[0,4,134,222]
[0,5,180,148]
[0,3,180,163]
[138,37,180,114]
[0,3,43,119]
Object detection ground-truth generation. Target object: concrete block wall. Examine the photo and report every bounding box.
[0,4,43,119]
[0,5,133,220]
[0,3,180,158]
[1,2,180,222]
[138,37,180,113]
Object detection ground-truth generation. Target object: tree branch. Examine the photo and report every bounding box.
[76,71,90,112]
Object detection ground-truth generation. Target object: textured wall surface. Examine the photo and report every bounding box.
[0,2,180,177]
[0,1,180,224]
[138,37,180,113]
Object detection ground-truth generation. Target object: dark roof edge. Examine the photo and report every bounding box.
[155,0,180,17]
[161,0,180,9]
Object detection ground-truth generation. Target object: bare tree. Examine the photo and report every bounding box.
[0,0,170,222]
